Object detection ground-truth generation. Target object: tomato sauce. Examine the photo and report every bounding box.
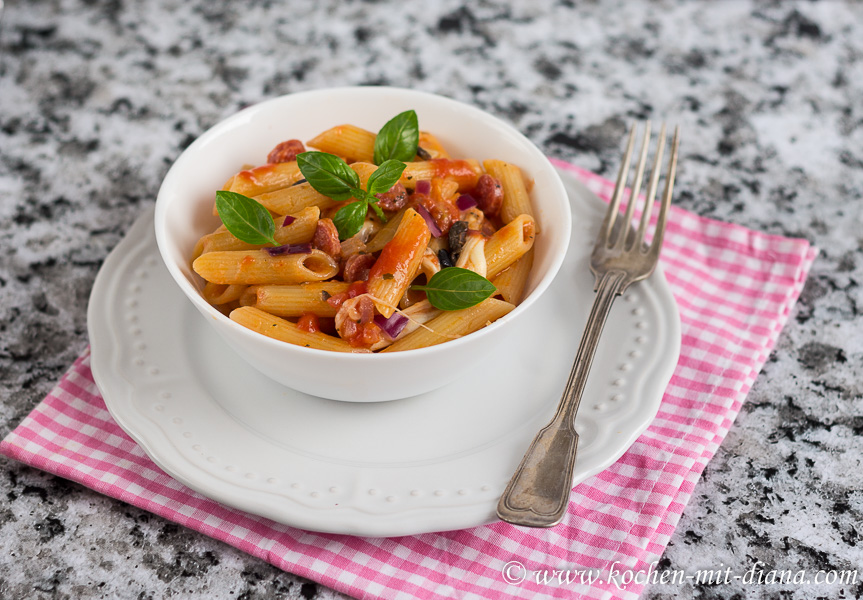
[431,158,480,189]
[297,312,320,334]
[326,281,367,309]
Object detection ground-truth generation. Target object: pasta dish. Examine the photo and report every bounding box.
[190,113,537,353]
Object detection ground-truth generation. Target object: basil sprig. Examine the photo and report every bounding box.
[298,151,405,240]
[412,267,497,311]
[215,190,278,246]
[296,152,360,201]
[374,110,419,165]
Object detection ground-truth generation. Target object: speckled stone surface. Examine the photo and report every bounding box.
[1,1,861,598]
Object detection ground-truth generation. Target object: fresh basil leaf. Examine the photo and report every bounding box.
[366,159,406,197]
[215,190,278,246]
[297,151,360,201]
[332,200,369,240]
[411,267,496,311]
[368,201,387,223]
[373,110,419,165]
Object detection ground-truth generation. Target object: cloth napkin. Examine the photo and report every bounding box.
[1,161,816,600]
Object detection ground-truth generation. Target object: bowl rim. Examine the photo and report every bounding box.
[155,85,572,361]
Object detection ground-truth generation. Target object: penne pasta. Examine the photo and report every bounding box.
[247,282,350,317]
[367,208,431,318]
[230,307,364,352]
[350,162,378,188]
[227,162,303,197]
[193,249,339,285]
[489,247,534,304]
[417,131,450,159]
[215,299,241,317]
[381,298,515,352]
[365,207,407,253]
[307,125,376,163]
[402,159,481,191]
[254,183,336,216]
[192,237,206,260]
[431,178,459,203]
[400,247,441,309]
[202,283,248,305]
[484,214,536,279]
[483,159,535,225]
[199,206,320,254]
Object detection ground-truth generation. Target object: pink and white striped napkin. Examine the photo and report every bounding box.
[1,161,816,600]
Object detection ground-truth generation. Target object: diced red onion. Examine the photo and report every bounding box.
[265,243,311,256]
[282,215,296,227]
[414,204,443,238]
[415,180,431,195]
[374,313,408,340]
[456,194,477,211]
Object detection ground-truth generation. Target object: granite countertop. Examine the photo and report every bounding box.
[1,1,861,598]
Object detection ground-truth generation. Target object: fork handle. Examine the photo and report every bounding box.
[497,270,628,527]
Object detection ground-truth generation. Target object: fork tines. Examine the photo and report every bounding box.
[601,121,680,255]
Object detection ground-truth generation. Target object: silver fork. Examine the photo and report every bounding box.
[497,121,680,528]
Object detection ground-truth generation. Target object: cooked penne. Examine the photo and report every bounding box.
[381,298,515,352]
[418,131,450,159]
[367,208,431,318]
[490,248,534,304]
[484,214,536,279]
[254,183,336,216]
[400,248,441,309]
[350,162,378,188]
[307,124,376,163]
[247,282,350,317]
[365,208,407,253]
[402,159,481,191]
[227,162,303,197]
[198,206,320,255]
[193,249,339,285]
[230,307,364,352]
[431,178,459,203]
[192,237,206,260]
[215,299,242,317]
[483,159,535,225]
[202,283,248,305]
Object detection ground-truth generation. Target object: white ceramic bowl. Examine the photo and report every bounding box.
[155,87,571,402]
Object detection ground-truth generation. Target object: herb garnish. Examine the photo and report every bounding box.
[293,111,421,240]
[412,267,496,311]
[215,190,278,246]
[297,151,405,240]
[374,110,419,165]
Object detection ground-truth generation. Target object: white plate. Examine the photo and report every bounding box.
[88,169,680,536]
